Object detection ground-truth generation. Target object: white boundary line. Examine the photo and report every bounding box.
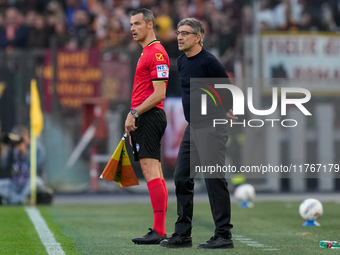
[233,234,280,251]
[25,207,65,255]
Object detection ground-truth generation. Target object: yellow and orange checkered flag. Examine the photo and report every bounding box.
[100,133,139,187]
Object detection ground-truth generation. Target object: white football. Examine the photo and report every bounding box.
[299,198,323,221]
[234,184,255,202]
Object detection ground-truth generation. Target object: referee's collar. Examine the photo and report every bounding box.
[147,40,160,46]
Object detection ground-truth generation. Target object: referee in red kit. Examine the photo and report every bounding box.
[125,8,169,245]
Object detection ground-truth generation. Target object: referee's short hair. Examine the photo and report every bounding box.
[131,8,155,26]
[177,18,204,46]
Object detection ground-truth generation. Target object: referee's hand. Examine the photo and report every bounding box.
[125,112,138,134]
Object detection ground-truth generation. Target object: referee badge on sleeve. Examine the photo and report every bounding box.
[156,65,169,78]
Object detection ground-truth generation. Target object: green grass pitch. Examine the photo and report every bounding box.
[0,201,339,254]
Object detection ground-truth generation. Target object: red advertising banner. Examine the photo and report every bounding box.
[43,48,102,112]
[100,53,131,102]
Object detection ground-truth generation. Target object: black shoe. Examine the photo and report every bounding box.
[197,236,234,249]
[132,228,167,245]
[159,233,192,248]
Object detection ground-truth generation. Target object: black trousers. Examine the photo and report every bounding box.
[174,124,233,238]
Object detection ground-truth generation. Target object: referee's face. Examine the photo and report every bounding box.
[177,25,199,52]
[130,13,149,42]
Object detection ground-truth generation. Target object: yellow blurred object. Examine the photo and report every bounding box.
[30,79,43,137]
[231,174,246,185]
[155,15,173,42]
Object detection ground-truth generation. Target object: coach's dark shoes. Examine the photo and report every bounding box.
[132,228,167,245]
[159,233,192,248]
[197,236,234,249]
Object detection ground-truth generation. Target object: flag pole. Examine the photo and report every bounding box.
[30,127,37,206]
[30,79,43,206]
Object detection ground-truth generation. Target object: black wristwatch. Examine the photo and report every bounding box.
[130,109,139,118]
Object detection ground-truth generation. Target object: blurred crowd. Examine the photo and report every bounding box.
[257,0,340,32]
[0,0,340,68]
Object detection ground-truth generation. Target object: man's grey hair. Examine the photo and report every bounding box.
[177,18,204,46]
[131,8,155,26]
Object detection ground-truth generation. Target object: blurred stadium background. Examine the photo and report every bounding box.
[0,0,340,195]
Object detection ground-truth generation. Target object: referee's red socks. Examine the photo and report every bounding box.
[162,178,168,213]
[147,178,166,236]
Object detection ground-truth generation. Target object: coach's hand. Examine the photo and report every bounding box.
[227,109,238,121]
[125,112,138,135]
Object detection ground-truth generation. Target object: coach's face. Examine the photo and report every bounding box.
[130,13,151,42]
[177,25,200,52]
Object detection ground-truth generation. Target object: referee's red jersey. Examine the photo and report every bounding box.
[131,40,169,110]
